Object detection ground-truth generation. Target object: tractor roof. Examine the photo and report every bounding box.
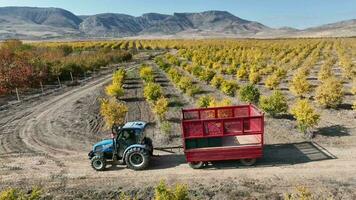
[123,121,147,130]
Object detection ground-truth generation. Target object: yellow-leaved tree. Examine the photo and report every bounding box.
[315,77,344,108]
[289,71,311,97]
[140,65,154,83]
[291,99,320,135]
[144,82,163,102]
[154,180,189,200]
[153,97,169,121]
[100,98,128,128]
[105,83,124,97]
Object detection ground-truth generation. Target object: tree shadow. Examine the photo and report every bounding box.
[167,117,181,124]
[279,87,289,91]
[124,81,141,85]
[337,103,353,110]
[155,79,169,84]
[344,92,354,96]
[123,86,141,90]
[121,97,145,102]
[125,77,140,81]
[159,83,170,88]
[314,125,349,137]
[307,77,318,81]
[168,100,186,108]
[274,114,295,121]
[195,90,211,95]
[165,94,179,99]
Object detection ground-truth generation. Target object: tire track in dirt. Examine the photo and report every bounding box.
[0,73,113,187]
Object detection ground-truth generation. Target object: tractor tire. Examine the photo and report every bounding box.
[188,161,205,169]
[125,147,150,170]
[240,158,257,166]
[91,156,106,171]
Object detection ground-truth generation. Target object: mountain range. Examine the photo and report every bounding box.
[0,6,355,40]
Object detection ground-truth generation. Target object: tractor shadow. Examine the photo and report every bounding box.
[146,142,336,170]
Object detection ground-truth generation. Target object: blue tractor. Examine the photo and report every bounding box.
[88,121,153,171]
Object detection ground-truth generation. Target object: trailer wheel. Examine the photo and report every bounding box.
[188,161,204,169]
[91,156,106,171]
[125,147,150,170]
[240,158,256,166]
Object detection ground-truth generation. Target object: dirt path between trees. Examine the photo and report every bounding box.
[0,58,356,199]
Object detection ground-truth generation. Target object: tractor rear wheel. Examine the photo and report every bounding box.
[91,156,106,171]
[125,147,150,170]
[188,161,204,169]
[240,158,256,166]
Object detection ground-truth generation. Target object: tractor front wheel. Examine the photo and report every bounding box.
[91,156,106,171]
[125,147,150,170]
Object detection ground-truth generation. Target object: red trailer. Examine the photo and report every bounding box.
[181,104,264,169]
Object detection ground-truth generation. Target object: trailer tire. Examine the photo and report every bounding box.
[240,158,256,166]
[125,147,150,170]
[188,161,204,169]
[91,156,106,171]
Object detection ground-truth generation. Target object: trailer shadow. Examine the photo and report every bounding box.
[206,142,336,169]
[147,142,336,170]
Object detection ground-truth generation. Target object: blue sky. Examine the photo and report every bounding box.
[0,0,355,29]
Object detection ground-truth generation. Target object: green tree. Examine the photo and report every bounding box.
[259,90,288,117]
[238,84,260,104]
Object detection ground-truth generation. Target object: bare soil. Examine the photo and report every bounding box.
[0,54,356,199]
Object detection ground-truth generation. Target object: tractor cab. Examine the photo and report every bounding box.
[89,121,153,171]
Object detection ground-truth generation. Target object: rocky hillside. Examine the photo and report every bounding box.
[0,6,355,39]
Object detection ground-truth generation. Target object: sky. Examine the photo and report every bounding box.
[0,0,355,29]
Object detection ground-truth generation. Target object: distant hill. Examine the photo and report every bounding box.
[0,6,355,39]
[78,10,270,37]
[299,19,356,37]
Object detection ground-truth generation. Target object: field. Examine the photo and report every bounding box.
[0,38,356,199]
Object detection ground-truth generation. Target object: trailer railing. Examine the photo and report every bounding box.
[182,104,264,140]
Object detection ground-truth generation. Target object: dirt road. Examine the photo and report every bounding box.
[0,62,356,199]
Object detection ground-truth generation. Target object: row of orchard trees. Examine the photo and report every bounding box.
[173,38,354,110]
[163,51,321,136]
[139,64,169,122]
[0,39,132,95]
[101,69,128,129]
[155,56,201,97]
